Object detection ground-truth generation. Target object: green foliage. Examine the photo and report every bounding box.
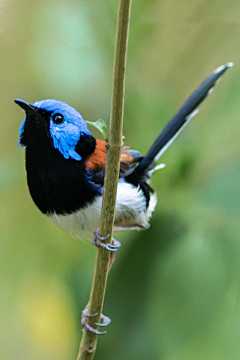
[85,119,108,140]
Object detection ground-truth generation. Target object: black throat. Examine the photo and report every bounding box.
[25,130,99,215]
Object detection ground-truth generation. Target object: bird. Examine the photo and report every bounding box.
[15,62,233,333]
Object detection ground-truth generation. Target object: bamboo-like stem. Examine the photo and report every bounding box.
[77,1,132,359]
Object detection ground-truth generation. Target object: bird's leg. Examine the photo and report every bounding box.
[81,303,111,335]
[81,251,115,335]
[105,239,120,275]
[83,232,120,334]
[113,225,145,232]
[92,227,121,252]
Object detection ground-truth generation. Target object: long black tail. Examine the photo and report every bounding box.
[135,63,233,176]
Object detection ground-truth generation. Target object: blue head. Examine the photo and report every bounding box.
[15,98,92,161]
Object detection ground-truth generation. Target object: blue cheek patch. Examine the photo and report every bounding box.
[50,120,91,161]
[50,124,82,161]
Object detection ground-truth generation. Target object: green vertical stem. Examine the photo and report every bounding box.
[77,0,132,359]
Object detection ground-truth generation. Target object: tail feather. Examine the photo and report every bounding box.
[136,62,233,175]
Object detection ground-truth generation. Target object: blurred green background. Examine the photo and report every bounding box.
[1,0,240,359]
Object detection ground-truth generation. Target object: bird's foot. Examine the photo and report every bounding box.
[92,228,121,252]
[81,304,111,335]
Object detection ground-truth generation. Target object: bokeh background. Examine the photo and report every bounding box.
[1,0,240,359]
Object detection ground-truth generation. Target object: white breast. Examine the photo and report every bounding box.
[48,181,157,240]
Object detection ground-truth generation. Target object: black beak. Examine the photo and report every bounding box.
[14,98,38,115]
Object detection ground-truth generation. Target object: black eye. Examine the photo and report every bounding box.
[52,113,64,124]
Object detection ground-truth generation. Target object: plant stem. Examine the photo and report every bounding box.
[77,1,132,359]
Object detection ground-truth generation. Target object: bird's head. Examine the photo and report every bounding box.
[15,98,93,161]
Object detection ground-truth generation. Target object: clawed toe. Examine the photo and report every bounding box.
[95,313,111,327]
[93,228,110,242]
[81,304,111,335]
[92,228,121,252]
[82,318,107,335]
